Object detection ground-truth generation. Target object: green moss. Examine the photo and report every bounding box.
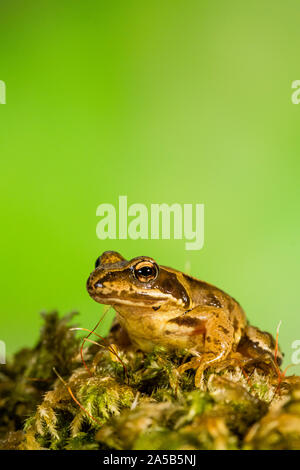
[1,312,300,450]
[0,312,80,441]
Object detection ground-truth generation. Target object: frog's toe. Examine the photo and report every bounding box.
[194,364,209,390]
[177,358,200,375]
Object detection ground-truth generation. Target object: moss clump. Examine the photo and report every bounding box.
[0,312,80,442]
[1,312,300,450]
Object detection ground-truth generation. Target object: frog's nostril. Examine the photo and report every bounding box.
[94,281,103,289]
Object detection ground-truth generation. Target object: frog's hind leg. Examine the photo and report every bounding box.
[177,307,235,388]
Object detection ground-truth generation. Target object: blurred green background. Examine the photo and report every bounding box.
[1,1,300,370]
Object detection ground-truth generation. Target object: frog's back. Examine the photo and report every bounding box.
[180,272,282,364]
[177,271,247,346]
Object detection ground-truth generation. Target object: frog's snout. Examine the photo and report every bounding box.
[93,280,103,288]
[86,272,103,293]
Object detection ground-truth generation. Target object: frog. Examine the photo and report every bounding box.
[86,251,282,387]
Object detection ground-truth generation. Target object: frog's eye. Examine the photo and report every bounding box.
[134,261,159,282]
[95,257,101,269]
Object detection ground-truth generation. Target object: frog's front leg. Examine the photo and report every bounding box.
[175,306,235,388]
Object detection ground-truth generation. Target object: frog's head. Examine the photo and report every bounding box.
[87,251,190,315]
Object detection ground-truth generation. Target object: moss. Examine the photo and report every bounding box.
[1,312,300,450]
[0,312,80,441]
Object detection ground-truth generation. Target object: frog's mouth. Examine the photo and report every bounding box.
[87,288,169,308]
[87,274,170,308]
[91,295,165,308]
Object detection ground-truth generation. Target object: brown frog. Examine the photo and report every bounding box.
[87,251,282,387]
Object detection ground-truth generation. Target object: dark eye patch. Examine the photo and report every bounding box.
[153,269,190,308]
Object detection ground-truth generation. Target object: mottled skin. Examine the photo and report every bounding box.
[87,251,282,387]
